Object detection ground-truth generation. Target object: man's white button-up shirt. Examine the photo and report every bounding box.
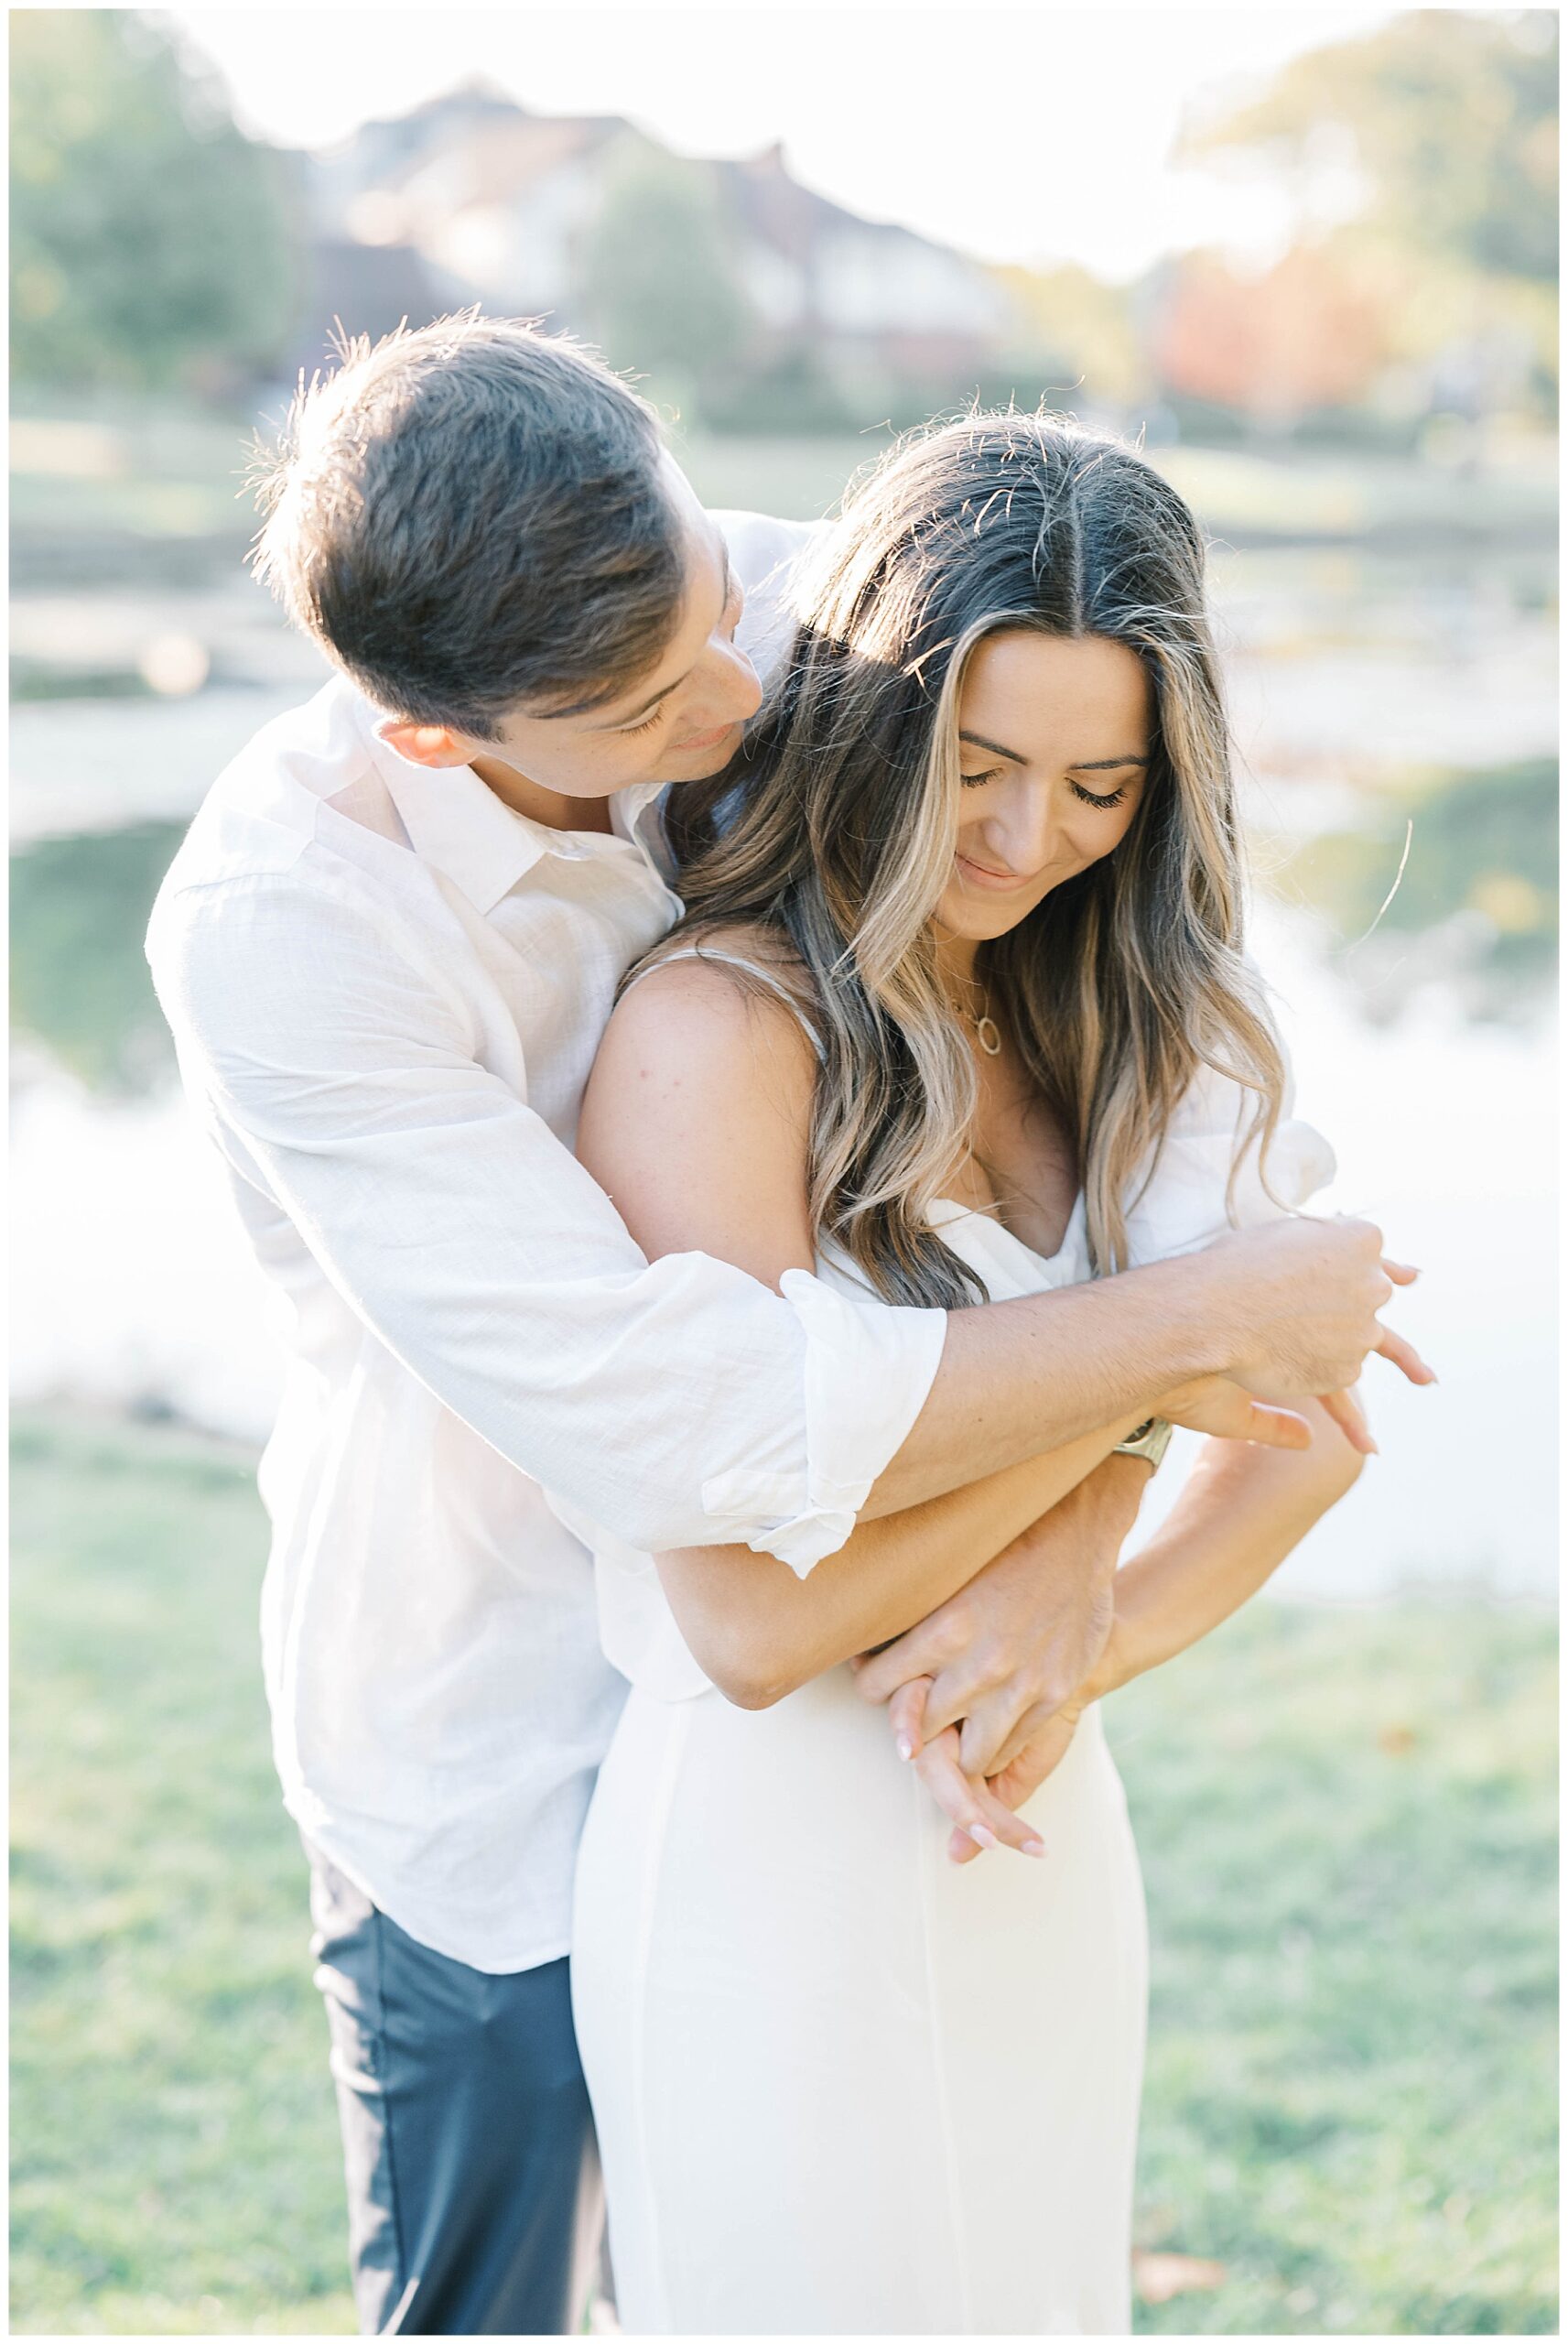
[146,513,947,1971]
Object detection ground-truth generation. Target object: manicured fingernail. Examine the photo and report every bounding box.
[1022,1838,1045,1859]
[896,1734,915,1762]
[968,1822,999,1850]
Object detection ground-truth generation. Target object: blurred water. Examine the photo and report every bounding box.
[9,533,1559,1600]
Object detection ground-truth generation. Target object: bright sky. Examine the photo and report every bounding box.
[167,1,1400,281]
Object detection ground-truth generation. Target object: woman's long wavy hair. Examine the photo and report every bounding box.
[653,411,1287,1308]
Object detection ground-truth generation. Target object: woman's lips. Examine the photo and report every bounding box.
[955,852,1033,893]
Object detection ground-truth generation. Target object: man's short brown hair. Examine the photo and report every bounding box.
[252,315,685,739]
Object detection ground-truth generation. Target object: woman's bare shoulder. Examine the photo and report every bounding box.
[601,923,818,1095]
[577,924,818,1280]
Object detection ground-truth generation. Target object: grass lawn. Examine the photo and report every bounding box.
[10,1409,1557,2335]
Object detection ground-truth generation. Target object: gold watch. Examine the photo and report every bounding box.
[1113,1416,1173,1472]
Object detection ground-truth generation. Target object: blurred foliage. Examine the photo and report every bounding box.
[1282,758,1558,1018]
[1181,10,1557,286]
[9,10,298,392]
[9,1407,1556,2332]
[579,143,756,417]
[1170,10,1559,429]
[10,822,182,1091]
[993,261,1152,411]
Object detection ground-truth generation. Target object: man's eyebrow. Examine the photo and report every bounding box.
[591,543,739,732]
[594,673,684,732]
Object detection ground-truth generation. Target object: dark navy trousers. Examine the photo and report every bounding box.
[305,1842,599,2335]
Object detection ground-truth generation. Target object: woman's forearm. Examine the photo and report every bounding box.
[656,1405,1152,1709]
[1092,1396,1363,1698]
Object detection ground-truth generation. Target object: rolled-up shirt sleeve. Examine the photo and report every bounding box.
[150,870,946,1568]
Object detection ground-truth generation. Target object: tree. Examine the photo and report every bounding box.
[577,140,755,419]
[10,9,298,392]
[1179,9,1557,284]
[991,263,1150,413]
[1175,11,1557,421]
[1154,247,1385,428]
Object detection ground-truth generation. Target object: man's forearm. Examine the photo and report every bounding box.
[862,1206,1409,1519]
[862,1251,1232,1517]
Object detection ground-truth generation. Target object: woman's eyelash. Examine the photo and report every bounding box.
[621,707,665,737]
[960,769,1000,789]
[1069,780,1128,809]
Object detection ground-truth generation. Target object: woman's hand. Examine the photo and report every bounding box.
[908,1716,1051,1861]
[942,1673,1106,1865]
[948,1387,1374,1861]
[850,1453,1148,1780]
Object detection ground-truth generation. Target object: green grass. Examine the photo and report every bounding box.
[10,1412,354,2337]
[10,1410,1558,2334]
[1115,1596,1557,2333]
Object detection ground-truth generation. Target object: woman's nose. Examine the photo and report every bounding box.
[983,792,1059,876]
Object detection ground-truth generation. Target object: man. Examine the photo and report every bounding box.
[147,315,1422,2335]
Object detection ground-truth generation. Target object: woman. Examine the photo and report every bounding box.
[570,415,1367,2334]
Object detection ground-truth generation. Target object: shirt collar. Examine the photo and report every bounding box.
[612,780,676,878]
[357,701,677,916]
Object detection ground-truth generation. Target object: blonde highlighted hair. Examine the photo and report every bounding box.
[656,412,1286,1306]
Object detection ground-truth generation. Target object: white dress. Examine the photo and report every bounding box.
[569,957,1336,2337]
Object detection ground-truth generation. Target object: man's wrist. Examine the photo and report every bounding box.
[1149,1247,1244,1386]
[1112,1416,1173,1472]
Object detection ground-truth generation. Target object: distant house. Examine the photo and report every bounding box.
[715,144,1010,391]
[292,83,1015,412]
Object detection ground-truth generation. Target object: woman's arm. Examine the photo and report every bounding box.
[654,1423,1146,1709]
[935,1395,1367,1861]
[1090,1393,1366,1698]
[577,956,1151,1706]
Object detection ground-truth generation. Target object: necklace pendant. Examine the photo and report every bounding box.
[975,1014,1002,1057]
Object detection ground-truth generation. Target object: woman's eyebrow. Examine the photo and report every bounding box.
[958,732,1151,772]
[958,731,1026,764]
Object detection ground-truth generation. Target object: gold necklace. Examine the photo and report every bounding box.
[951,971,1002,1057]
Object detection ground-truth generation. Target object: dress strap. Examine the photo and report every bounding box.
[623,946,825,1061]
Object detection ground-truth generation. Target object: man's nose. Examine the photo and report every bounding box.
[707,636,762,722]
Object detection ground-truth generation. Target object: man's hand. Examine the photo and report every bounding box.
[1204,1217,1431,1414]
[851,1453,1150,1783]
[1158,1374,1314,1449]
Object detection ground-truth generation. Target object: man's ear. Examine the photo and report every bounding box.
[376,718,475,770]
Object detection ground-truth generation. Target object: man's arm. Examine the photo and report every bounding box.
[584,957,1431,1524]
[866,1213,1424,1514]
[156,874,1424,1581]
[151,872,945,1568]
